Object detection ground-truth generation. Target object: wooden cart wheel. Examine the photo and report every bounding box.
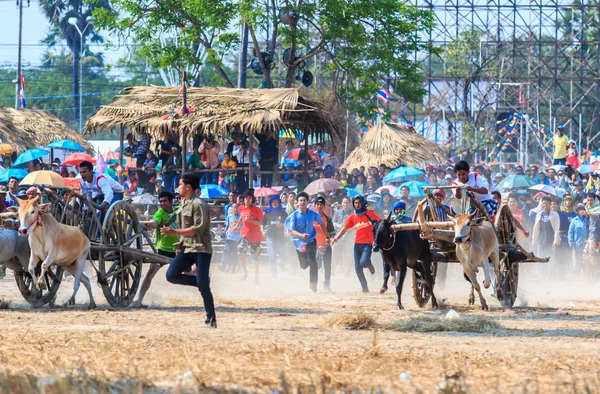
[98,201,143,308]
[494,205,519,307]
[15,265,63,308]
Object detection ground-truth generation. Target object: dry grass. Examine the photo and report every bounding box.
[384,316,500,333]
[342,122,446,169]
[0,108,93,154]
[84,86,339,141]
[324,312,377,330]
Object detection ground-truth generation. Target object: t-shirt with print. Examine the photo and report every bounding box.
[344,211,381,245]
[154,208,179,253]
[452,172,492,201]
[538,211,554,245]
[225,213,241,241]
[239,205,264,244]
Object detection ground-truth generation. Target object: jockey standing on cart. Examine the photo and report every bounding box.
[452,160,498,218]
[78,160,125,211]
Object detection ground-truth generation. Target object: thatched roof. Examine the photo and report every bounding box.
[84,86,340,140]
[342,122,445,169]
[0,108,93,154]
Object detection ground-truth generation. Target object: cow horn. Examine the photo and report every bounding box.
[8,192,18,202]
[33,195,41,204]
[386,210,393,221]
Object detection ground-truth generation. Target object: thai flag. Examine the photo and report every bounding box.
[376,87,390,105]
[19,74,26,108]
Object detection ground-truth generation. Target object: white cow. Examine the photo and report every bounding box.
[10,194,96,308]
[450,212,500,310]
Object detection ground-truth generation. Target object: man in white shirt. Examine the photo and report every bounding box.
[78,160,125,211]
[452,160,498,217]
[322,147,340,170]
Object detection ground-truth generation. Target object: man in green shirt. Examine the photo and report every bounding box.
[162,173,216,328]
[131,191,179,308]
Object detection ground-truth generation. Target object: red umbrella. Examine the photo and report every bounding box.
[63,153,95,166]
[285,148,319,161]
[254,187,279,197]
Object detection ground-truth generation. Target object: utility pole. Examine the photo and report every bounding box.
[15,0,23,109]
[237,23,248,88]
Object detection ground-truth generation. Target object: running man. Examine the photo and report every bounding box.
[236,189,264,284]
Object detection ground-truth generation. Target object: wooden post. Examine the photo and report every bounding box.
[248,128,253,188]
[182,130,188,175]
[303,131,309,187]
[119,124,124,184]
[181,71,188,175]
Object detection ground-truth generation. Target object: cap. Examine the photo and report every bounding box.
[16,189,27,197]
[0,186,7,194]
[366,194,379,203]
[569,139,576,144]
[243,189,255,197]
[558,124,565,130]
[494,173,503,178]
[316,196,326,205]
[156,178,163,183]
[445,166,454,172]
[576,204,586,211]
[444,174,452,180]
[432,189,446,199]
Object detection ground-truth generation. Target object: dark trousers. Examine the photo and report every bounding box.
[166,251,216,321]
[321,245,332,286]
[236,164,248,192]
[163,172,180,193]
[260,159,276,187]
[296,241,318,285]
[354,244,372,292]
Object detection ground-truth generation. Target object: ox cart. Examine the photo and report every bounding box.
[3,185,169,308]
[394,185,548,308]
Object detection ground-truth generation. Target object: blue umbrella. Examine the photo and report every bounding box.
[13,148,50,167]
[200,184,229,199]
[344,187,361,197]
[383,166,425,184]
[47,140,86,152]
[496,175,536,191]
[579,165,592,174]
[0,168,30,183]
[394,180,431,198]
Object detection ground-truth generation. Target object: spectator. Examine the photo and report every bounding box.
[156,178,165,194]
[131,130,151,169]
[322,147,340,170]
[507,193,529,241]
[313,196,335,292]
[354,174,367,195]
[398,185,412,205]
[156,133,177,166]
[286,192,297,215]
[233,141,251,192]
[263,195,287,279]
[313,144,325,165]
[5,176,19,207]
[530,165,541,183]
[531,196,560,274]
[551,125,569,165]
[200,136,220,184]
[220,202,241,273]
[188,146,206,174]
[567,140,580,169]
[226,132,241,159]
[492,173,504,191]
[571,180,586,203]
[332,196,354,276]
[162,146,183,193]
[568,205,587,275]
[546,168,559,188]
[142,151,158,194]
[365,175,377,195]
[257,130,278,187]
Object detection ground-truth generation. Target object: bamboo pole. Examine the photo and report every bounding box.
[391,221,455,232]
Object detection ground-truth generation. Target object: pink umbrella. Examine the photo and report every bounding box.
[303,178,342,195]
[63,153,95,166]
[375,185,397,195]
[96,152,106,174]
[254,187,279,197]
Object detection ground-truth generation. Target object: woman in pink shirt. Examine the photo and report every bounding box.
[200,137,221,184]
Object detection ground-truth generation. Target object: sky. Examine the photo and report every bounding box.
[0,2,125,68]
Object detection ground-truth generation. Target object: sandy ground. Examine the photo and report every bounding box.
[0,258,598,393]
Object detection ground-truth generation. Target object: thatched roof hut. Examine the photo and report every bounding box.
[84,86,340,140]
[0,108,93,154]
[342,122,445,169]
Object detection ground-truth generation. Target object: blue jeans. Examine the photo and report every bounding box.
[266,236,283,278]
[354,244,373,292]
[221,239,239,269]
[166,251,216,322]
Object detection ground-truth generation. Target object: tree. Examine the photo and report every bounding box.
[39,0,110,124]
[92,0,239,87]
[240,0,437,112]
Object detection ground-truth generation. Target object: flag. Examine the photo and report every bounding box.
[19,74,25,108]
[376,87,390,105]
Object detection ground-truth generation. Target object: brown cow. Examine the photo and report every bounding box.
[10,193,95,308]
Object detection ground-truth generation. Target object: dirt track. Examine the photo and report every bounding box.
[0,262,598,393]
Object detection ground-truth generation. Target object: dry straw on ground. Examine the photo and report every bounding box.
[384,316,500,333]
[324,312,377,330]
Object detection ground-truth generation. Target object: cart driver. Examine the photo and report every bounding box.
[78,160,125,211]
[452,160,498,218]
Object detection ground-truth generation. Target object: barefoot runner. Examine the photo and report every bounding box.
[236,189,264,284]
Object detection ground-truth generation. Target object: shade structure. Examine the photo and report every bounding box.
[342,122,445,169]
[285,148,319,161]
[303,178,342,195]
[528,184,557,196]
[0,168,29,182]
[496,175,536,191]
[394,180,431,198]
[200,184,229,199]
[254,187,279,197]
[0,144,15,155]
[20,170,64,187]
[382,166,425,184]
[13,148,50,167]
[63,153,95,167]
[47,140,86,152]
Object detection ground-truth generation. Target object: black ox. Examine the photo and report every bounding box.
[371,214,438,309]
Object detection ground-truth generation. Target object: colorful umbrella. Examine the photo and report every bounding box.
[20,170,64,187]
[254,187,279,197]
[63,153,95,167]
[579,165,592,174]
[47,140,86,152]
[104,167,117,178]
[344,187,361,197]
[303,178,342,195]
[375,185,397,195]
[496,175,536,191]
[96,152,106,174]
[13,148,49,167]
[528,184,557,196]
[0,168,29,183]
[200,184,229,199]
[394,180,431,198]
[382,166,425,184]
[0,144,15,155]
[285,148,319,161]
